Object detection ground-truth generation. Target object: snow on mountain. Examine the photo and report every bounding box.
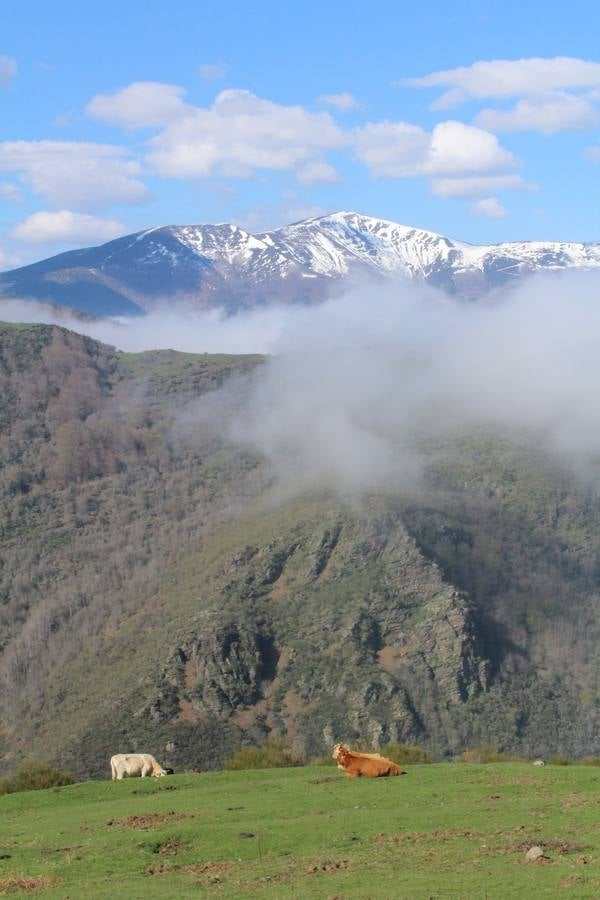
[1,211,599,318]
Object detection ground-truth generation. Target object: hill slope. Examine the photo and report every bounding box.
[2,211,600,316]
[1,323,600,778]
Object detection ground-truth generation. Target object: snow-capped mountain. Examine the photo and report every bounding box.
[2,211,599,318]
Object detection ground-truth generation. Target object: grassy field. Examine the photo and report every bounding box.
[1,764,599,898]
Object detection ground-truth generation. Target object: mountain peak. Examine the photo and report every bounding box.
[2,212,600,318]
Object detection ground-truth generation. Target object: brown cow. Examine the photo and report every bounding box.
[332,743,382,770]
[332,743,404,778]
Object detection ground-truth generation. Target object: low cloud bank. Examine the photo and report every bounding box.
[220,272,600,492]
[3,271,600,493]
[0,296,306,355]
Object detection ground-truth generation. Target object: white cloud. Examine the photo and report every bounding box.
[86,82,189,128]
[237,200,328,233]
[469,197,508,219]
[0,55,16,87]
[318,92,358,110]
[198,62,229,81]
[352,121,429,177]
[404,56,600,104]
[429,89,468,111]
[0,141,149,210]
[431,174,536,198]
[476,92,598,134]
[585,145,600,161]
[11,210,126,245]
[0,182,24,203]
[353,119,517,178]
[428,121,517,175]
[296,160,340,185]
[146,88,345,181]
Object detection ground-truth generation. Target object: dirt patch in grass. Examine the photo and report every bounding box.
[308,776,338,784]
[561,794,589,811]
[0,874,56,894]
[107,811,193,830]
[306,859,349,874]
[560,875,585,889]
[257,872,294,885]
[560,874,600,890]
[428,829,479,840]
[40,844,83,855]
[153,839,184,855]
[146,861,228,877]
[376,829,479,844]
[490,837,587,856]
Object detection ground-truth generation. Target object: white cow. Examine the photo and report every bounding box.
[110,753,167,780]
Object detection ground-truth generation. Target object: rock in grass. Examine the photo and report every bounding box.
[525,846,545,862]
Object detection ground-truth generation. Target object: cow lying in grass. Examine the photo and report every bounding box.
[110,753,167,780]
[332,743,404,778]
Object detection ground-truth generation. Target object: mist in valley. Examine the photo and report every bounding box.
[4,269,600,496]
[177,270,600,496]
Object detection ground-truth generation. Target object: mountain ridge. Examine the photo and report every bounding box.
[2,211,600,318]
[2,322,600,777]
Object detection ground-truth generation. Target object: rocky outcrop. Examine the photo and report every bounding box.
[381,589,489,704]
[177,623,279,714]
[136,506,493,760]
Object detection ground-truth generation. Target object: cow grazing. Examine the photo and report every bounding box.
[110,753,167,780]
[332,743,404,778]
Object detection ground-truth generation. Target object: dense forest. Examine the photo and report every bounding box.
[1,322,599,779]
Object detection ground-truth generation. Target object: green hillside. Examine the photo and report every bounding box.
[1,764,599,898]
[1,323,600,778]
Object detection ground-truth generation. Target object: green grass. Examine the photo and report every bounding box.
[1,764,599,898]
[116,349,264,381]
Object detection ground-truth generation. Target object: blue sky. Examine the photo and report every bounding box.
[2,0,600,268]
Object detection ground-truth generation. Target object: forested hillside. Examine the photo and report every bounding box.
[1,323,599,779]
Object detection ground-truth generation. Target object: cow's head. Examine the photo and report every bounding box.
[332,743,348,760]
[152,767,167,777]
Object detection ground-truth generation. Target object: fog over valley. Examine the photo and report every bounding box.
[4,270,600,494]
